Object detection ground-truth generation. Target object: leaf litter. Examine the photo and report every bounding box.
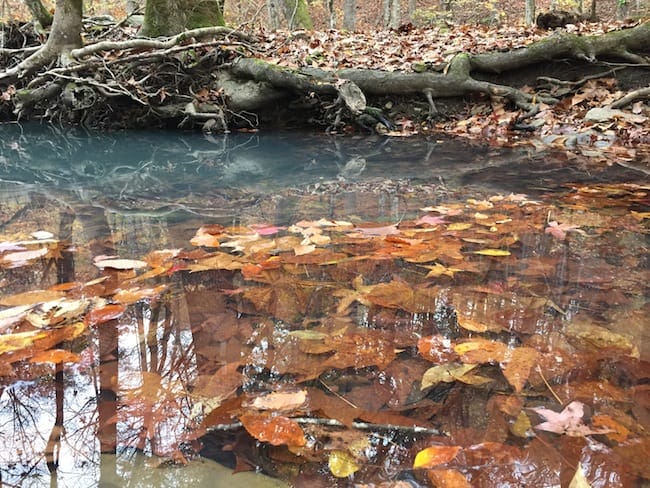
[0,182,647,486]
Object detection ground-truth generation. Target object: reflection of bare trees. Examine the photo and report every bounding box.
[0,188,201,484]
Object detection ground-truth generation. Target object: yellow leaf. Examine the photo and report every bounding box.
[569,463,591,488]
[471,249,511,256]
[421,363,477,389]
[413,445,461,468]
[328,450,359,478]
[447,223,472,231]
[0,329,48,355]
[510,411,532,438]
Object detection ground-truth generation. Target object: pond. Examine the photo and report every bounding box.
[0,124,648,487]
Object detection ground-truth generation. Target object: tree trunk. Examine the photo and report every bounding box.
[267,0,281,29]
[327,0,336,29]
[282,0,313,29]
[617,0,628,19]
[24,0,53,28]
[48,0,83,54]
[343,0,356,31]
[141,0,224,37]
[383,0,400,28]
[525,0,535,25]
[407,0,417,22]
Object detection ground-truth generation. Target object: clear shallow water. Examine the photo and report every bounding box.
[0,124,648,487]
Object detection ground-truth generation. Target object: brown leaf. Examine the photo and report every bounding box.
[500,347,538,393]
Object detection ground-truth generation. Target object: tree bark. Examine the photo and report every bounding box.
[343,0,357,31]
[24,0,54,28]
[525,0,535,25]
[141,0,224,37]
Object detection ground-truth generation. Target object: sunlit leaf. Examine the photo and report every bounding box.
[413,445,461,468]
[0,329,48,355]
[251,390,307,411]
[288,329,330,340]
[456,316,489,332]
[446,222,472,231]
[0,304,32,332]
[454,339,508,363]
[328,450,360,478]
[26,298,89,328]
[427,469,471,487]
[421,363,477,389]
[30,349,81,364]
[294,243,316,255]
[1,247,49,266]
[471,249,511,256]
[569,463,591,488]
[239,413,306,447]
[94,258,148,270]
[0,290,65,307]
[113,285,167,304]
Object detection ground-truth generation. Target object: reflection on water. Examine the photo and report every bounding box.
[0,124,648,486]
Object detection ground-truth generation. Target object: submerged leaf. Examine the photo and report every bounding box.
[328,450,360,478]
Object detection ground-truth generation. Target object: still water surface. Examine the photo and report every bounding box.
[0,125,647,487]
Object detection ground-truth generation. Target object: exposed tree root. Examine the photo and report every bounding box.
[1,20,649,133]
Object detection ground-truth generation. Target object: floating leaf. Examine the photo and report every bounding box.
[471,249,511,256]
[328,450,360,478]
[413,445,461,468]
[240,413,306,447]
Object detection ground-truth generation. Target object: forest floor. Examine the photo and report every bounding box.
[1,7,649,169]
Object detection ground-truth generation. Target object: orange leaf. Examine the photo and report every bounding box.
[414,445,461,468]
[455,339,508,363]
[30,349,81,364]
[427,469,471,487]
[84,304,126,326]
[591,414,630,442]
[239,413,306,447]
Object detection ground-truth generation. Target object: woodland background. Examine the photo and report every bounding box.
[2,0,649,30]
